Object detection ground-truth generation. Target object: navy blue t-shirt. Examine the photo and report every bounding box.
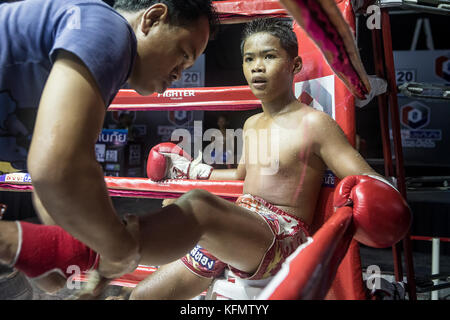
[0,0,137,170]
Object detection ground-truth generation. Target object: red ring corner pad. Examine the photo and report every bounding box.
[104,177,244,200]
[213,0,288,18]
[261,206,354,300]
[0,173,244,200]
[109,86,261,111]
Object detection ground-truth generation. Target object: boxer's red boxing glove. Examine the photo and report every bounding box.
[147,142,212,181]
[146,142,190,181]
[334,175,412,248]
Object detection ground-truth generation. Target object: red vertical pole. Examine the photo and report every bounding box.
[371,26,404,284]
[380,9,417,300]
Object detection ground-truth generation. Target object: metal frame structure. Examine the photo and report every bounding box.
[371,7,418,300]
[371,0,450,300]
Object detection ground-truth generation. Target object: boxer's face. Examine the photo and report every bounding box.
[128,6,209,95]
[242,32,301,102]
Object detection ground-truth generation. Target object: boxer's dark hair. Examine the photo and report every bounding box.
[240,18,298,59]
[113,0,218,36]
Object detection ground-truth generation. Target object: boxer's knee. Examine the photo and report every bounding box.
[176,189,218,225]
[177,189,212,211]
[181,188,212,201]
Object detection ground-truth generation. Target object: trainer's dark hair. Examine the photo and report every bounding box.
[114,0,219,36]
[240,18,298,59]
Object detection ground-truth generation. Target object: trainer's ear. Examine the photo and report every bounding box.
[293,56,302,74]
[140,3,169,35]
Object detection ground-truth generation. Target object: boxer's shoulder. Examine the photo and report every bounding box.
[243,112,264,129]
[300,107,343,138]
[266,104,323,134]
[301,106,332,124]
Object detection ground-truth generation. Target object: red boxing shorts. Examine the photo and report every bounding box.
[181,194,310,280]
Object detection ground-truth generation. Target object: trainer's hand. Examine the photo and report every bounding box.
[98,215,141,279]
[66,270,110,300]
[334,175,411,248]
[68,215,141,300]
[147,142,212,181]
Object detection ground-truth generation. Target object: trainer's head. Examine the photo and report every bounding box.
[240,18,302,101]
[115,0,218,95]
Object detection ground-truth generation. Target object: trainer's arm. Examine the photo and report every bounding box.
[28,51,137,263]
[310,111,380,180]
[31,192,56,226]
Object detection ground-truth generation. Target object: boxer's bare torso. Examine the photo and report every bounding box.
[241,103,326,226]
[230,30,376,226]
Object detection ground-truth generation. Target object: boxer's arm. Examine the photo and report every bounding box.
[208,116,252,181]
[209,119,248,181]
[28,50,138,276]
[209,160,245,181]
[310,112,411,247]
[310,111,380,179]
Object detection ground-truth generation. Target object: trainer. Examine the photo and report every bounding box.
[0,0,217,279]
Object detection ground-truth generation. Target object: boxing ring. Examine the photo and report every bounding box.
[0,0,416,299]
